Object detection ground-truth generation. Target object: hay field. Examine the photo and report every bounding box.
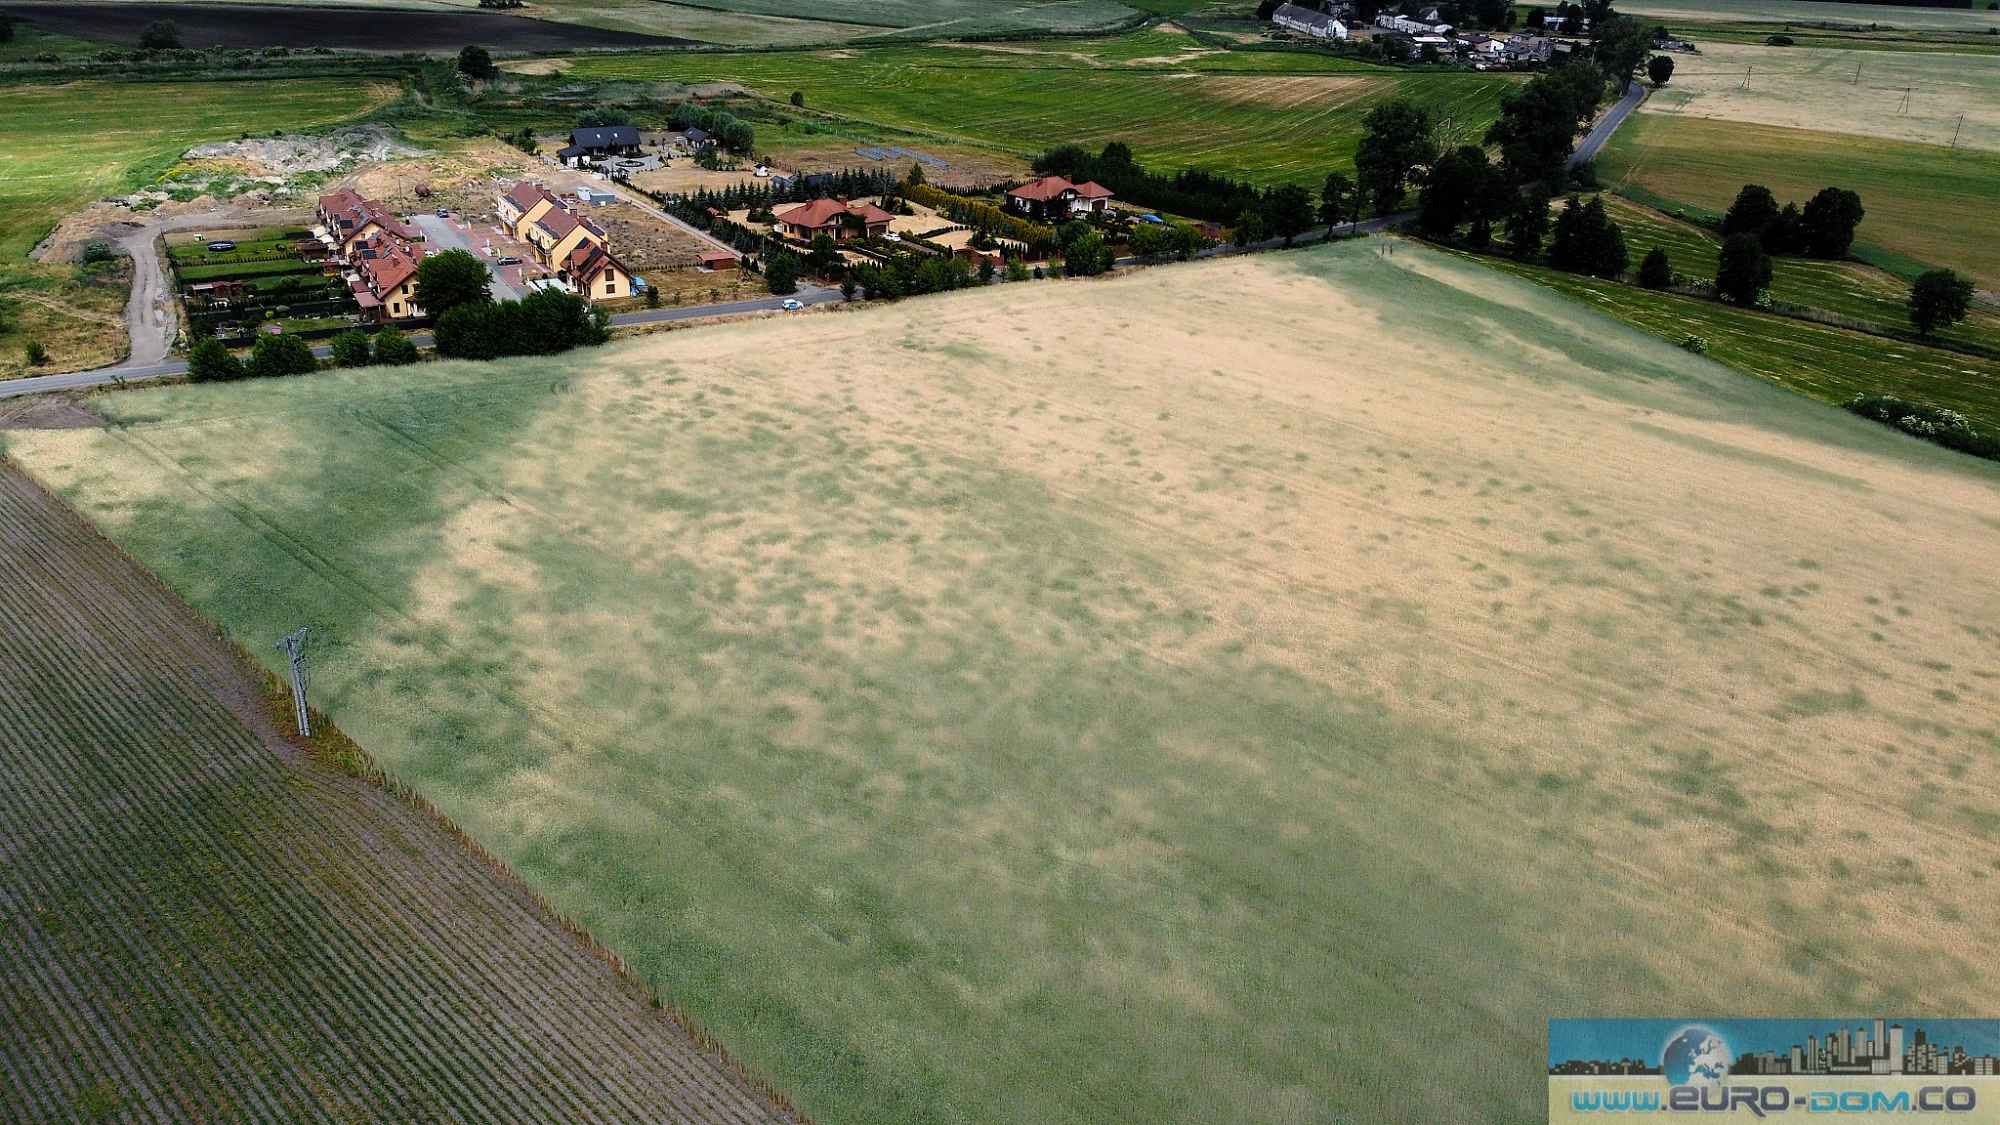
[9,242,2000,1123]
[1619,0,2000,32]
[1644,42,2000,151]
[1599,112,2000,287]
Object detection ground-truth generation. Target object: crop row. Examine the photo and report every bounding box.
[0,467,784,1123]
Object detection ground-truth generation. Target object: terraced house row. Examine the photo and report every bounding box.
[497,182,632,303]
[315,189,427,322]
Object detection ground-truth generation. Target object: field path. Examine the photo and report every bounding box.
[0,457,796,1123]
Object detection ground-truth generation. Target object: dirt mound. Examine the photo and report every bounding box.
[186,126,430,177]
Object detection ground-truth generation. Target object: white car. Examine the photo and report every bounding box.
[883,231,902,242]
[780,298,804,311]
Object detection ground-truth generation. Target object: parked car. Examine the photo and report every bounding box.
[883,232,902,242]
[497,255,522,266]
[436,207,450,217]
[206,240,236,252]
[780,298,804,311]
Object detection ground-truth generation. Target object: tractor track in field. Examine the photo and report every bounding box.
[0,457,799,1124]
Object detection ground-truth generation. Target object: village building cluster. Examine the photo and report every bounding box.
[315,189,428,322]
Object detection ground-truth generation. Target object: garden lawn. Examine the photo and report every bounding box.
[10,240,1999,1125]
[568,45,1517,185]
[1598,112,2000,289]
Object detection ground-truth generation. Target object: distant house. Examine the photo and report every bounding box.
[558,125,641,167]
[699,248,739,271]
[774,197,896,242]
[315,189,421,259]
[1270,3,1347,40]
[682,127,709,148]
[525,205,610,275]
[1501,34,1554,64]
[1376,12,1449,35]
[1005,175,1114,220]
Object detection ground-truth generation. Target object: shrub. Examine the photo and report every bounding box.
[24,340,49,366]
[187,338,243,382]
[765,251,799,295]
[250,333,317,378]
[1908,269,1973,336]
[1845,395,2000,461]
[1715,233,1772,305]
[1678,335,1707,354]
[139,19,180,49]
[330,329,373,368]
[435,290,607,360]
[81,241,117,264]
[372,326,418,365]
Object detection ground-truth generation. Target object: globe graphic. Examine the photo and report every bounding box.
[1662,1027,1734,1086]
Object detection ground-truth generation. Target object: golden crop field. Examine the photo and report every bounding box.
[8,242,1998,1123]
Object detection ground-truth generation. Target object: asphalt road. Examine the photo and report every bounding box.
[1573,82,1646,168]
[411,213,527,301]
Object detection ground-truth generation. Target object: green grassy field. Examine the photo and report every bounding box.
[568,42,1517,185]
[1599,195,2000,353]
[11,242,1999,1124]
[1617,0,2000,32]
[1462,244,2000,433]
[1597,112,2000,289]
[0,77,387,372]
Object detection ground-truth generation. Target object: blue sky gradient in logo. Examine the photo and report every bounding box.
[1550,1019,2000,1068]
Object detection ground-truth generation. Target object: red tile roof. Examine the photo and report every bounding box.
[776,198,895,231]
[504,181,561,216]
[1073,181,1114,199]
[565,242,626,285]
[320,190,420,244]
[1007,175,1074,202]
[534,206,581,240]
[354,237,421,297]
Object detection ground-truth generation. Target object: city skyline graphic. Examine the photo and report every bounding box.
[1551,1019,2000,1080]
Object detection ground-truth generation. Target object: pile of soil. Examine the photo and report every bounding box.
[186,126,429,176]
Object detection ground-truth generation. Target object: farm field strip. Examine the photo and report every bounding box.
[1597,111,2000,289]
[1641,41,2000,152]
[0,461,788,1122]
[1617,0,2000,32]
[569,49,1516,183]
[11,242,1998,1124]
[1598,195,2000,353]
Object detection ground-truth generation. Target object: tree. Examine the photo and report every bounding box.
[1593,15,1652,93]
[139,19,180,49]
[372,326,418,365]
[840,275,857,301]
[330,328,372,367]
[1799,187,1864,260]
[1064,230,1114,276]
[250,333,316,378]
[1507,188,1552,259]
[414,249,492,316]
[644,283,661,309]
[1715,232,1773,305]
[1256,0,1281,17]
[906,161,926,187]
[805,234,839,277]
[1418,146,1493,239]
[0,17,14,44]
[187,338,242,382]
[1720,184,1780,241]
[1262,183,1316,246]
[1232,209,1268,247]
[24,339,48,366]
[1485,63,1604,188]
[1648,54,1675,86]
[1764,202,1803,256]
[1582,196,1627,278]
[789,90,805,107]
[1319,171,1354,235]
[1354,99,1438,215]
[765,250,799,295]
[1638,245,1672,288]
[1908,269,1973,336]
[457,44,496,80]
[1472,0,1510,28]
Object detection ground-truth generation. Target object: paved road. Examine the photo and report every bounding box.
[1573,82,1647,168]
[0,287,842,399]
[411,212,527,300]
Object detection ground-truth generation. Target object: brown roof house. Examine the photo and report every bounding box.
[774,198,895,243]
[348,234,425,322]
[1005,176,1113,221]
[316,190,422,259]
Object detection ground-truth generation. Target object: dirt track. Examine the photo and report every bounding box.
[0,457,795,1122]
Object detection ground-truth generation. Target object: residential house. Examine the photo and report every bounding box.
[1501,34,1554,65]
[1270,2,1348,39]
[1005,175,1114,220]
[559,240,630,302]
[315,189,421,259]
[774,197,896,242]
[682,127,709,149]
[348,233,424,322]
[556,124,641,167]
[497,182,563,242]
[524,204,610,276]
[1375,11,1450,35]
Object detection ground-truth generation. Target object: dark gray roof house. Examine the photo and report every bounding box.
[683,127,710,146]
[568,125,642,154]
[1270,2,1347,39]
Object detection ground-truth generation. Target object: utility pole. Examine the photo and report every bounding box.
[1741,65,1751,91]
[1950,113,1965,148]
[276,628,311,737]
